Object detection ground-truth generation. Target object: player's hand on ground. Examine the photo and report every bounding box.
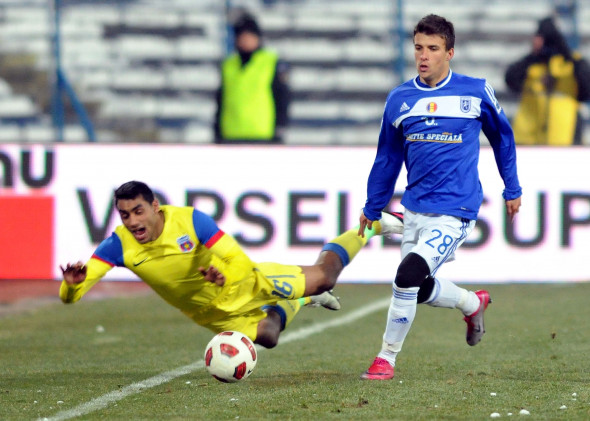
[358,211,374,238]
[199,266,226,286]
[60,262,87,285]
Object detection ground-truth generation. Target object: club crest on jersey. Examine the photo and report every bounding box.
[460,97,471,113]
[177,235,195,252]
[426,102,437,113]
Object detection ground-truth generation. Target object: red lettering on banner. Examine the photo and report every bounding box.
[0,196,54,279]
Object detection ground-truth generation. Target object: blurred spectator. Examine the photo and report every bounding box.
[505,16,590,145]
[213,12,290,144]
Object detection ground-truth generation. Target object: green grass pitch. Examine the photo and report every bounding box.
[1,282,589,420]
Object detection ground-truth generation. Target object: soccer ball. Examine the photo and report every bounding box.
[204,331,257,383]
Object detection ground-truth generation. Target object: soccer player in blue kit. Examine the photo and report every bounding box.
[358,14,522,380]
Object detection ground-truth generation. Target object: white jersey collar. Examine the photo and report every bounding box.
[413,69,453,91]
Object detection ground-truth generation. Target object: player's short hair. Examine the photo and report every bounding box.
[414,14,455,50]
[114,181,155,205]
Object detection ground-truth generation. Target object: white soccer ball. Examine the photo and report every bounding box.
[204,331,257,383]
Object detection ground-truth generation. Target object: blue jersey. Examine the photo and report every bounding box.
[363,70,522,221]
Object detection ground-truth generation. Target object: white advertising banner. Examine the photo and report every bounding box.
[1,144,589,283]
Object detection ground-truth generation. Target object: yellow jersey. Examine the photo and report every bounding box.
[59,205,283,326]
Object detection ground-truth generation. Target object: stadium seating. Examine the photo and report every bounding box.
[0,0,587,144]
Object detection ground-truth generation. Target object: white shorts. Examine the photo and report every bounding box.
[401,211,475,275]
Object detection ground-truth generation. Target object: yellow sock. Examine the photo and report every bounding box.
[321,226,376,267]
[264,299,303,330]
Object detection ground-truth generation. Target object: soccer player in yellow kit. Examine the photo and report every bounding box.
[60,181,403,348]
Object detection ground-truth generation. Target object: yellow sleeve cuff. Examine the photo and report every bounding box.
[59,258,113,303]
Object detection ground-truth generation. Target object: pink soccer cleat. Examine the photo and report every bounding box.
[360,357,395,380]
[464,290,491,346]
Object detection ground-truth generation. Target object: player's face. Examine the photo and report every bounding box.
[117,196,163,244]
[414,32,454,87]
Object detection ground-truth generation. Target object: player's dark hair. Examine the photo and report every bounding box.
[414,14,455,50]
[114,181,155,205]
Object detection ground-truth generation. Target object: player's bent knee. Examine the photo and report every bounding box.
[255,332,278,349]
[394,252,431,289]
[316,270,337,292]
[303,265,337,296]
[417,275,435,303]
[255,311,281,348]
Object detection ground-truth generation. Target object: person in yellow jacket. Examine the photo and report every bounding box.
[505,16,590,145]
[60,181,404,348]
[213,12,290,143]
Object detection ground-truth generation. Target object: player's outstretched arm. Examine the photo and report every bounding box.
[60,261,87,285]
[59,257,112,303]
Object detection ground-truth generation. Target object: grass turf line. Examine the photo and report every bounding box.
[3,283,590,420]
[39,297,391,421]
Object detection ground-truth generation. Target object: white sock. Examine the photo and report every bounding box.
[377,346,398,367]
[379,285,419,366]
[424,277,480,315]
[458,290,481,316]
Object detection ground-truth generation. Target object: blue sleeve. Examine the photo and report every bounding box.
[93,233,124,267]
[192,209,222,244]
[363,102,405,221]
[480,82,522,200]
